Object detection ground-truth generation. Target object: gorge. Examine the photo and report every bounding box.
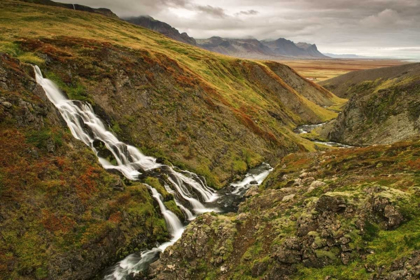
[33,65,273,279]
[1,1,420,279]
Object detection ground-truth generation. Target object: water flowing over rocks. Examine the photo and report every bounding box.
[34,65,273,279]
[147,141,420,279]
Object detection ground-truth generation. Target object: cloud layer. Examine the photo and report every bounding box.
[56,0,420,59]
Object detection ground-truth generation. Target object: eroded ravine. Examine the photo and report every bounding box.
[34,66,272,279]
[295,123,353,148]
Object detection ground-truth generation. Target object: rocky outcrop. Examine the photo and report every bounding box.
[196,37,328,60]
[124,16,197,46]
[320,63,420,99]
[148,140,420,279]
[0,54,172,280]
[321,69,420,145]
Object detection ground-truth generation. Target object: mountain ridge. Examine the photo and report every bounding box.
[124,16,197,46]
[122,15,328,59]
[0,1,344,278]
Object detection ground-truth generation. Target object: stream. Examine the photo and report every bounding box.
[294,123,352,148]
[34,66,273,280]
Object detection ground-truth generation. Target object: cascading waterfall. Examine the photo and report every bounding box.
[230,163,273,195]
[33,65,272,279]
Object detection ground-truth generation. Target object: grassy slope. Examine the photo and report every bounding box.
[151,139,420,279]
[281,59,405,82]
[320,63,420,98]
[319,63,420,145]
[0,0,344,187]
[0,54,176,279]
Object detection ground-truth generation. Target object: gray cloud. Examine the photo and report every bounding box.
[195,5,227,17]
[236,9,259,16]
[55,0,420,59]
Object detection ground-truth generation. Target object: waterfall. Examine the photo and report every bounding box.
[231,163,273,195]
[72,4,76,10]
[33,66,219,279]
[33,66,272,279]
[148,185,183,238]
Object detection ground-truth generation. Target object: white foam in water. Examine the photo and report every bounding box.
[33,66,222,279]
[231,163,273,195]
[34,66,271,279]
[34,66,160,180]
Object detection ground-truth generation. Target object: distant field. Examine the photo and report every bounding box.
[280,59,405,82]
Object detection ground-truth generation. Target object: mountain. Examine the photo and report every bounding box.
[319,63,420,145]
[197,37,328,59]
[196,37,280,59]
[124,16,197,46]
[0,1,343,278]
[118,14,328,59]
[4,1,420,280]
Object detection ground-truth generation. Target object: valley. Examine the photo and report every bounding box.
[0,1,419,280]
[280,59,405,82]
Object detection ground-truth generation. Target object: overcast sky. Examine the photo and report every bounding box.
[57,0,420,59]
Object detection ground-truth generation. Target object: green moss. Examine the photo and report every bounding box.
[164,200,183,219]
[26,128,63,150]
[144,177,172,200]
[362,221,379,242]
[0,41,45,65]
[45,72,94,104]
[233,159,247,173]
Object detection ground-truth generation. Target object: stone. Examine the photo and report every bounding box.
[302,177,315,185]
[282,194,295,202]
[310,180,326,189]
[245,186,259,197]
[316,195,346,213]
[113,178,125,191]
[384,205,404,229]
[300,172,308,179]
[341,252,351,265]
[1,101,12,109]
[293,178,302,186]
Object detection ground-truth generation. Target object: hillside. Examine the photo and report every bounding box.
[320,63,420,98]
[149,138,420,279]
[0,53,172,280]
[0,1,346,279]
[1,0,346,187]
[20,0,118,18]
[124,16,197,46]
[197,37,328,59]
[319,63,420,145]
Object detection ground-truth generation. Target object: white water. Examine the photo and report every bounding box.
[295,122,326,134]
[33,66,272,279]
[72,4,76,10]
[295,122,353,148]
[231,163,273,195]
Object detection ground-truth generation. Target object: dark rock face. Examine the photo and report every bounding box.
[124,16,197,46]
[319,63,420,146]
[196,37,328,59]
[148,141,420,280]
[316,195,347,213]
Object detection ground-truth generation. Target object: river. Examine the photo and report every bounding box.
[34,66,273,280]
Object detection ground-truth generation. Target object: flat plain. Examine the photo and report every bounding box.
[280,59,405,81]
